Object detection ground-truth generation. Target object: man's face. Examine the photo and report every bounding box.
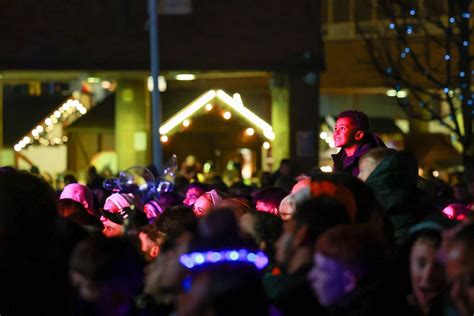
[447,242,474,316]
[255,200,278,216]
[274,219,298,268]
[100,216,124,237]
[410,239,446,310]
[334,117,359,148]
[358,157,378,182]
[184,188,204,207]
[308,252,348,307]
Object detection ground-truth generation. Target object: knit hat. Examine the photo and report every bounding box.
[144,200,163,221]
[60,183,95,214]
[104,193,143,212]
[208,189,222,206]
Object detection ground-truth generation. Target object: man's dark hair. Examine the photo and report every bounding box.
[251,211,283,263]
[253,187,288,209]
[293,196,351,244]
[154,205,198,252]
[187,182,208,193]
[337,110,370,132]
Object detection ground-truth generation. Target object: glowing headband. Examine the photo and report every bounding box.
[179,249,269,270]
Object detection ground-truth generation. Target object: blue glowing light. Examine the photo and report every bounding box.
[389,23,395,29]
[406,26,413,34]
[179,249,270,270]
[181,256,195,269]
[444,54,451,61]
[463,41,469,47]
[409,9,416,16]
[460,71,466,77]
[462,12,471,19]
[468,99,473,106]
[459,95,464,100]
[386,67,392,74]
[229,251,239,261]
[444,87,449,94]
[195,254,205,264]
[449,17,455,23]
[404,47,411,53]
[247,253,257,262]
[401,52,407,58]
[210,252,222,262]
[419,102,425,107]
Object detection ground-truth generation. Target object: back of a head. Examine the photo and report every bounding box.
[317,224,387,280]
[155,205,197,252]
[196,207,250,251]
[70,236,145,286]
[0,171,58,242]
[254,187,288,209]
[57,198,88,217]
[312,172,378,223]
[0,172,67,314]
[294,196,351,243]
[157,191,184,210]
[219,197,252,218]
[337,110,370,133]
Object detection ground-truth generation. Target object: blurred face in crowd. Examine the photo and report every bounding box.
[100,217,124,237]
[334,117,363,149]
[410,238,446,312]
[447,241,474,316]
[308,252,352,306]
[255,200,279,216]
[138,232,164,261]
[358,157,378,182]
[184,188,204,207]
[275,219,299,269]
[193,194,213,217]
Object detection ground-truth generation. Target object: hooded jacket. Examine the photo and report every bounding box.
[365,151,435,244]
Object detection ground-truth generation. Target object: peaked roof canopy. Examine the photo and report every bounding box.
[159,89,274,140]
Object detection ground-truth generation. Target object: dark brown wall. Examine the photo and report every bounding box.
[0,0,323,71]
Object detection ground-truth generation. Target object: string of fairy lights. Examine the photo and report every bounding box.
[385,6,473,110]
[14,98,87,152]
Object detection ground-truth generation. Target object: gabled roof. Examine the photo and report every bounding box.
[159,89,274,140]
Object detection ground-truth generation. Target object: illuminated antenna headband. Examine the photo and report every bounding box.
[179,249,269,270]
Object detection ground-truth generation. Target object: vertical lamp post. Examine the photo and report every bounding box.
[148,0,162,169]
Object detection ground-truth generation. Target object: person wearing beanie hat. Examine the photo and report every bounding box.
[60,183,95,216]
[101,206,148,238]
[101,193,146,237]
[193,190,222,217]
[144,200,163,223]
[103,193,143,213]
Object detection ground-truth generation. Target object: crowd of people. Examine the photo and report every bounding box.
[1,110,473,316]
